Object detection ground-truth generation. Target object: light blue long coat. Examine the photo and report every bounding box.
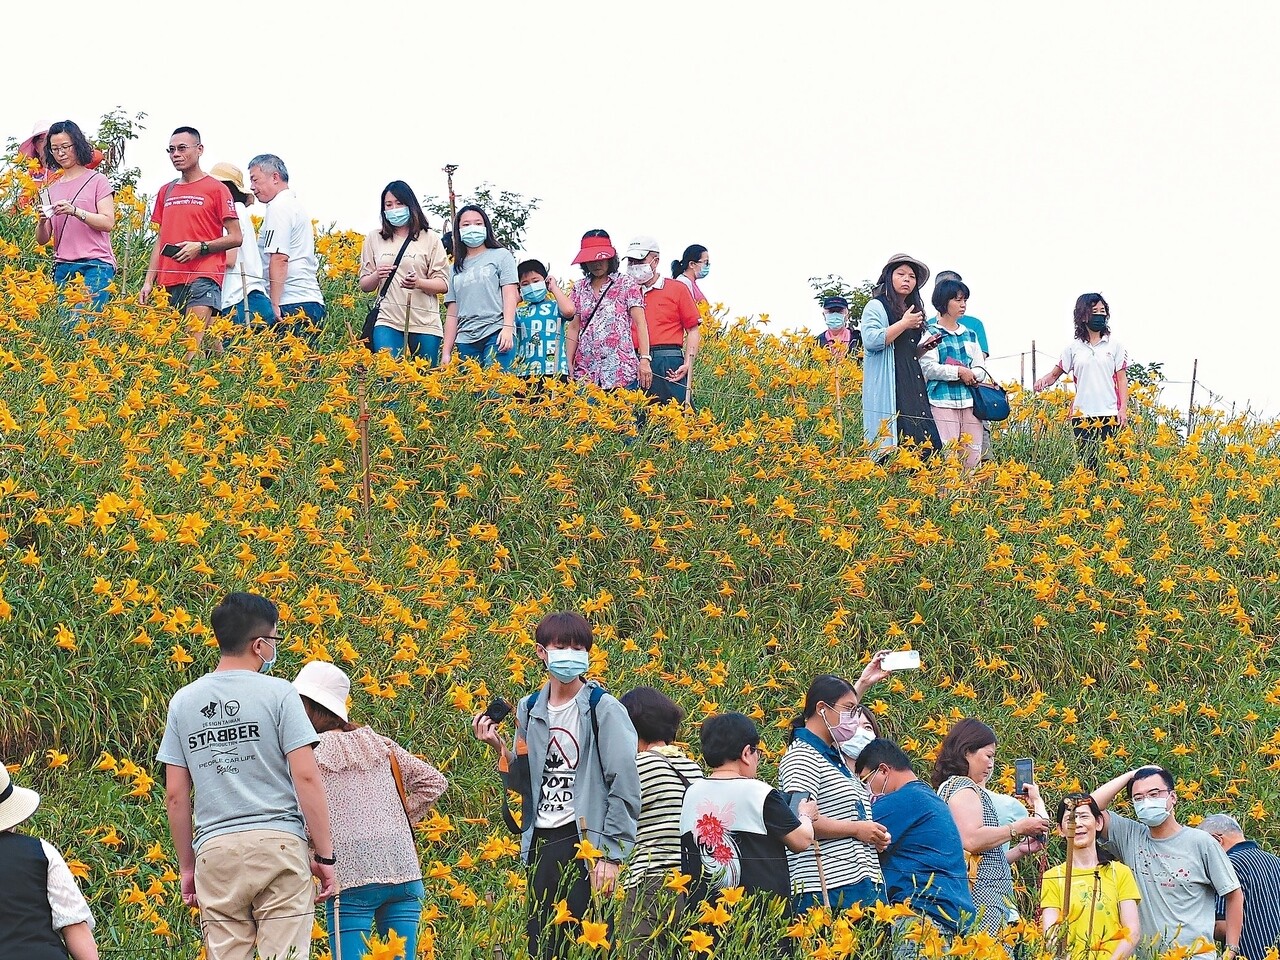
[860,299,897,457]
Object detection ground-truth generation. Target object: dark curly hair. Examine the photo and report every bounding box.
[930,718,997,788]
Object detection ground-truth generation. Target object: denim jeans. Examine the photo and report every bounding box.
[54,258,114,332]
[372,325,442,365]
[455,329,515,371]
[794,877,884,915]
[325,879,425,960]
[220,290,275,328]
[270,300,326,344]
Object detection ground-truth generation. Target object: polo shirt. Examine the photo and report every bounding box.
[640,276,700,348]
[258,187,324,305]
[1059,336,1126,418]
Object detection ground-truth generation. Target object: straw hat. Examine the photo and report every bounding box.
[209,162,253,204]
[0,766,41,833]
[293,661,351,722]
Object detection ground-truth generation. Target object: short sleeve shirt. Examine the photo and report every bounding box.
[151,175,236,287]
[641,277,700,348]
[258,188,324,305]
[157,670,319,851]
[1041,860,1141,960]
[1060,337,1127,418]
[570,273,645,389]
[445,247,518,343]
[47,170,115,265]
[1102,812,1239,953]
[220,202,266,307]
[516,298,570,376]
[360,230,448,336]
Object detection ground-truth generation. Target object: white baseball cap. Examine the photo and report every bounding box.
[293,661,351,722]
[624,235,660,260]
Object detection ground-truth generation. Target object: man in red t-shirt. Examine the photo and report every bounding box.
[624,236,701,408]
[140,126,242,358]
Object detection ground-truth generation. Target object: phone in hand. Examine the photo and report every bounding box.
[1014,757,1035,795]
[482,698,513,726]
[161,243,183,258]
[785,789,813,817]
[881,650,921,672]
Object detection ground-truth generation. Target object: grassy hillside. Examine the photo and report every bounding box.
[2,170,1279,959]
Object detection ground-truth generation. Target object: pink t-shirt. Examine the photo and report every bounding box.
[47,171,115,265]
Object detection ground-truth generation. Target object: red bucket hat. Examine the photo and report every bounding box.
[572,233,617,264]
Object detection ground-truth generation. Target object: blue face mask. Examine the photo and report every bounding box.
[545,648,590,683]
[698,263,710,279]
[459,225,487,248]
[521,281,547,303]
[256,637,278,674]
[385,206,411,227]
[824,312,846,330]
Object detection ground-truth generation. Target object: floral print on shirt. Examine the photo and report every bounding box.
[570,273,644,389]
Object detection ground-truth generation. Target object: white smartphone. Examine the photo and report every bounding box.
[881,650,921,671]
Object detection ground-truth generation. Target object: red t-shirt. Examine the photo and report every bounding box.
[638,277,701,349]
[150,175,235,287]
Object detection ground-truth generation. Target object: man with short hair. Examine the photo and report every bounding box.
[140,127,243,358]
[1200,814,1280,960]
[624,236,700,407]
[158,591,335,960]
[247,154,326,339]
[1093,765,1243,958]
[933,270,992,459]
[855,738,975,949]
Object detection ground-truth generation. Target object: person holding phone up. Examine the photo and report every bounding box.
[931,719,1052,938]
[472,612,641,960]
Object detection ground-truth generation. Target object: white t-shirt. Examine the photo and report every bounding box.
[258,187,324,305]
[535,698,580,829]
[221,202,267,308]
[1060,336,1127,417]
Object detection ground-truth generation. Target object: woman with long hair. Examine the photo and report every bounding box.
[779,667,892,913]
[1034,293,1128,471]
[358,181,449,363]
[441,204,519,370]
[931,718,1052,937]
[33,120,116,327]
[565,229,652,392]
[671,244,710,307]
[859,253,942,459]
[1040,794,1141,960]
[293,662,447,960]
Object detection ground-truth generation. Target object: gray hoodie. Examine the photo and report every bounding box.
[502,680,641,863]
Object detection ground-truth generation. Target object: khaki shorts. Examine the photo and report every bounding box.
[195,829,315,960]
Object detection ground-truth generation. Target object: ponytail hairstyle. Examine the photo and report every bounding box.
[672,244,707,279]
[788,674,855,743]
[1054,793,1114,865]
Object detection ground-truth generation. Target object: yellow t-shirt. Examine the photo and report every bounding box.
[1040,861,1142,960]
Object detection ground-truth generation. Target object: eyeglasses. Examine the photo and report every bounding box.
[1132,788,1171,802]
[167,144,196,155]
[255,634,284,645]
[50,144,75,154]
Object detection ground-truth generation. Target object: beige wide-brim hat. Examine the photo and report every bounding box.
[209,162,253,204]
[293,661,351,722]
[0,766,41,833]
[881,252,930,288]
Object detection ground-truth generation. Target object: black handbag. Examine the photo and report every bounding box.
[968,366,1010,422]
[359,234,414,350]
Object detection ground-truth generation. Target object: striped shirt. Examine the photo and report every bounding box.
[778,734,881,894]
[624,747,703,889]
[1216,841,1280,960]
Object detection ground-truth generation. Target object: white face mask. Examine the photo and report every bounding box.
[627,262,654,284]
[840,728,876,761]
[1133,797,1171,827]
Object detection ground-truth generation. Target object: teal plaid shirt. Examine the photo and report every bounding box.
[922,322,985,407]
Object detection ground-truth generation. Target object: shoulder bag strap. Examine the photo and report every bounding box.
[388,748,418,852]
[374,233,415,308]
[578,279,614,333]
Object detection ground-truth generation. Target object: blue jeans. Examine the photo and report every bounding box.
[372,325,442,365]
[220,290,275,327]
[269,301,326,344]
[455,329,515,371]
[794,877,884,914]
[54,258,114,331]
[325,879,424,960]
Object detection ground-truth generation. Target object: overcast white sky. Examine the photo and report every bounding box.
[8,1,1279,415]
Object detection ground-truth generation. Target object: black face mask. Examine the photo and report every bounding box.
[1087,316,1108,332]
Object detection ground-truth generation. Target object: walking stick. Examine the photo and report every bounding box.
[812,838,832,912]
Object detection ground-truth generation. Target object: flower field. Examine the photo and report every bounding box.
[3,168,1280,959]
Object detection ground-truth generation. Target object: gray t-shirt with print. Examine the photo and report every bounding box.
[1102,811,1240,953]
[157,670,319,851]
[444,247,518,343]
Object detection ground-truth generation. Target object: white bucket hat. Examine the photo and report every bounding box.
[293,661,351,722]
[0,765,41,833]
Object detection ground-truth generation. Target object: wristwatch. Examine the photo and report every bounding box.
[199,241,210,256]
[313,851,336,865]
[638,354,652,362]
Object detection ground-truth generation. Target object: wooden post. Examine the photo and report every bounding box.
[1031,340,1037,387]
[833,356,845,456]
[356,365,373,548]
[1020,352,1026,389]
[443,164,459,236]
[1187,358,1199,434]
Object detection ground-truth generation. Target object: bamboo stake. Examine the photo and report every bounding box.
[812,838,832,912]
[356,364,372,549]
[1187,358,1199,435]
[1057,803,1078,959]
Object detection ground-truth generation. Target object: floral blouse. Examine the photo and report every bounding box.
[570,273,644,389]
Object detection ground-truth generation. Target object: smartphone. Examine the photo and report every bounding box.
[1014,757,1034,795]
[881,650,921,672]
[786,789,813,817]
[161,243,183,258]
[482,698,512,726]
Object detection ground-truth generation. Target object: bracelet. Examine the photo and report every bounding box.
[313,852,336,865]
[1009,826,1019,843]
[638,354,652,361]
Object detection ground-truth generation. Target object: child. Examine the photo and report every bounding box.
[515,260,576,379]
